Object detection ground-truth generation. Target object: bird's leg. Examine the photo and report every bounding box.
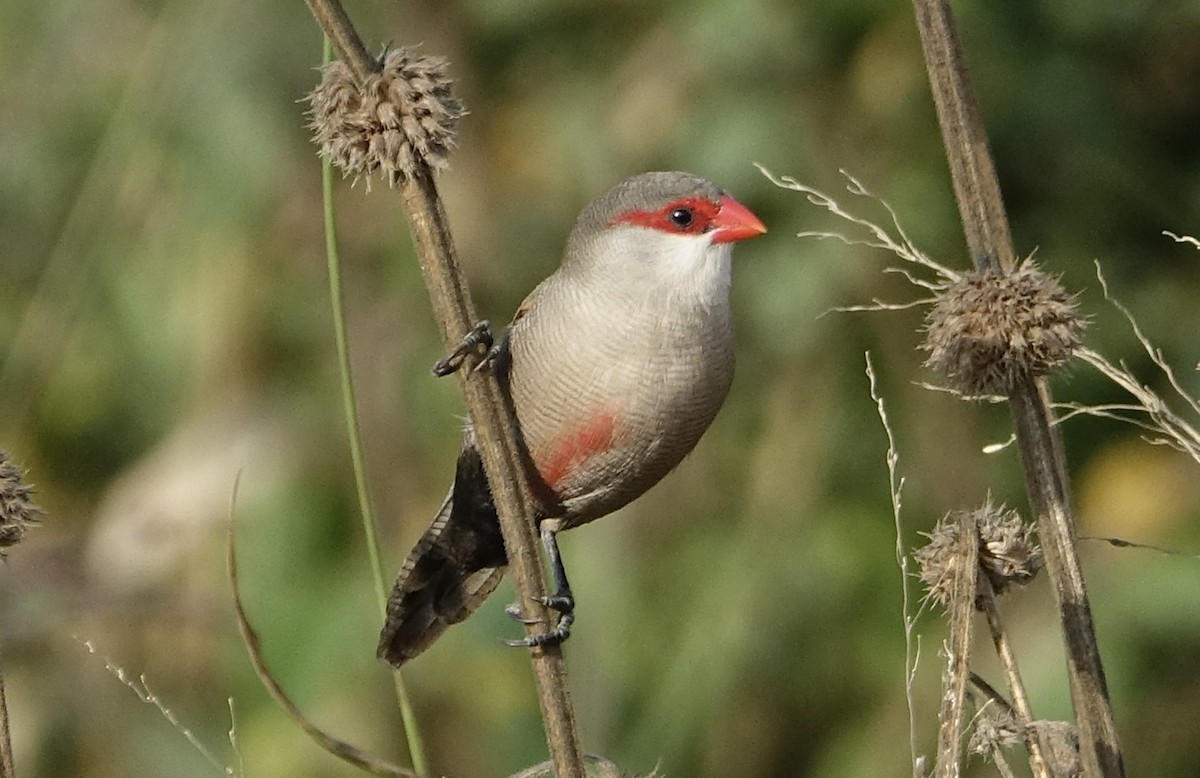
[432,320,493,376]
[504,522,575,649]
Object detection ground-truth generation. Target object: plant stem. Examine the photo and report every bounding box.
[933,511,978,778]
[319,34,429,778]
[397,167,586,778]
[866,354,922,778]
[305,0,374,82]
[910,1,1124,773]
[302,4,587,775]
[978,577,1051,778]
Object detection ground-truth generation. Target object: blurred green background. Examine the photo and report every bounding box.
[2,0,1199,775]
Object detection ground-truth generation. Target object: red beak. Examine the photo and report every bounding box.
[711,195,767,244]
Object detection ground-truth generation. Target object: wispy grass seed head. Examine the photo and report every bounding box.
[0,451,40,555]
[307,47,465,186]
[922,260,1085,396]
[915,500,1042,608]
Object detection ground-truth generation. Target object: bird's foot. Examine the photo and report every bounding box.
[503,594,576,649]
[432,320,493,377]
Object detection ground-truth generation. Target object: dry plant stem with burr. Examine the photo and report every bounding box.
[769,175,1110,774]
[302,1,587,774]
[302,2,763,778]
[774,172,1196,778]
[765,0,1127,773]
[910,0,1122,771]
[306,8,765,778]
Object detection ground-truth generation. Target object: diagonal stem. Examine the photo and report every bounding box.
[396,169,585,777]
[302,4,590,775]
[304,0,374,82]
[978,576,1051,778]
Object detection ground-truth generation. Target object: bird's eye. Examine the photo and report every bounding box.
[668,208,695,228]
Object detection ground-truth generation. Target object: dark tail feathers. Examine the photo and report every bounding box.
[377,447,508,666]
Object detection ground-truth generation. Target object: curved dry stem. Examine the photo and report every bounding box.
[227,488,416,777]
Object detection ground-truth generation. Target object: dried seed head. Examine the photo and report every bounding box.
[0,452,40,555]
[914,512,969,609]
[922,260,1086,396]
[977,500,1042,594]
[915,499,1041,608]
[307,47,465,186]
[967,705,1021,758]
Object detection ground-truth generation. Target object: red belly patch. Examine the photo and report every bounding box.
[537,409,622,490]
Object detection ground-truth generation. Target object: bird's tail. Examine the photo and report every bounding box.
[377,448,508,666]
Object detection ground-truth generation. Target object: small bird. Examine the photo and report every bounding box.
[378,171,766,666]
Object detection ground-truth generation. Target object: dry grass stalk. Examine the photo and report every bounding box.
[932,509,978,778]
[78,638,242,776]
[977,577,1051,777]
[866,354,926,776]
[301,2,587,776]
[0,665,12,778]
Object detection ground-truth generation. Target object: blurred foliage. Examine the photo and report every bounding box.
[1,0,1199,776]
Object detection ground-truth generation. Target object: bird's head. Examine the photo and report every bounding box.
[562,172,766,300]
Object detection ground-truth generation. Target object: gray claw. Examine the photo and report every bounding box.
[504,601,543,625]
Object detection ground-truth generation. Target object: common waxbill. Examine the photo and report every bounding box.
[379,171,766,666]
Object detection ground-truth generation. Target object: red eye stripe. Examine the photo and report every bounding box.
[609,197,722,236]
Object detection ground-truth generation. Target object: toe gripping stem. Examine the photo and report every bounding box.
[505,524,575,650]
[432,320,499,377]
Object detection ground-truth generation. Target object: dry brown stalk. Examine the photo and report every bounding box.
[933,510,978,778]
[303,0,374,82]
[977,577,1051,778]
[397,167,586,777]
[302,2,587,776]
[910,0,1124,774]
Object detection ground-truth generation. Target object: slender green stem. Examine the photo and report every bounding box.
[320,107,387,616]
[320,35,429,778]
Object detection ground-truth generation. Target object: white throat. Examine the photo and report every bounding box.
[587,228,733,311]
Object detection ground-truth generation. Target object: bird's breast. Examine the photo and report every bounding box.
[506,281,734,524]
